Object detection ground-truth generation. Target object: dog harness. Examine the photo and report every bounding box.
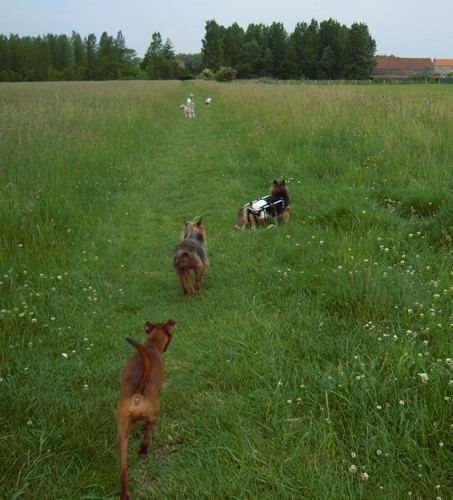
[246,195,287,224]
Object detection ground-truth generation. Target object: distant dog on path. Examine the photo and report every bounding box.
[180,104,195,118]
[236,179,290,230]
[173,219,209,295]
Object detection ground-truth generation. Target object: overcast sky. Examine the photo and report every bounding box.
[1,0,451,59]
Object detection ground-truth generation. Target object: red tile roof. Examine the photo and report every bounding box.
[434,59,453,66]
[375,57,434,70]
[371,57,440,78]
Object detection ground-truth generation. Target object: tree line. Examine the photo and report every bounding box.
[0,17,377,82]
[0,31,142,81]
[201,19,377,80]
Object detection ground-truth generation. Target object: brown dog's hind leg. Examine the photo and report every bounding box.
[137,420,156,457]
[117,423,132,500]
[236,206,247,229]
[283,207,290,222]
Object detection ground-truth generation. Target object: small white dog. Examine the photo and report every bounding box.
[205,97,212,106]
[180,104,195,118]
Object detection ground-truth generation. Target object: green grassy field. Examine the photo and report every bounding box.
[1,79,452,499]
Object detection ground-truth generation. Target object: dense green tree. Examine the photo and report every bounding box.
[239,23,271,78]
[160,38,176,79]
[201,20,224,71]
[318,18,348,78]
[47,34,71,71]
[239,39,262,78]
[98,32,117,79]
[114,31,127,64]
[71,31,86,80]
[345,23,376,79]
[268,22,288,78]
[287,20,319,79]
[319,45,337,79]
[85,33,97,80]
[141,32,176,79]
[222,23,245,69]
[34,36,51,80]
[0,34,10,80]
[141,32,163,78]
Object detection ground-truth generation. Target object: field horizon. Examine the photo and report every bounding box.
[1,79,452,499]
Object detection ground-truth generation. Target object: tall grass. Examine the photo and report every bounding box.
[1,80,452,499]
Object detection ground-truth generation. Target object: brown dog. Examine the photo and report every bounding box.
[173,219,209,295]
[236,179,290,230]
[116,319,176,500]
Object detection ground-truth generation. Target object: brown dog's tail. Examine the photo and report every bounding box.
[126,338,151,395]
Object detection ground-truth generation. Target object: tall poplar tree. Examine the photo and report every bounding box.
[85,33,97,80]
[268,22,288,78]
[71,31,85,80]
[201,20,224,70]
[318,18,348,78]
[222,23,244,69]
[98,31,117,79]
[345,23,376,79]
[290,19,320,79]
[141,32,176,79]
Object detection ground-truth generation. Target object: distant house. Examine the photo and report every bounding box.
[433,58,453,76]
[371,57,440,79]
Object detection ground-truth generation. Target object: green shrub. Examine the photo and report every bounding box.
[215,66,237,82]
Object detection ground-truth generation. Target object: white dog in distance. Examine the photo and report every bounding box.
[181,93,195,118]
[180,104,195,118]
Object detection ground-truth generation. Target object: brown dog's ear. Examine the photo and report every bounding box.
[166,319,177,328]
[273,179,278,185]
[144,322,154,333]
[196,218,203,226]
[281,179,286,185]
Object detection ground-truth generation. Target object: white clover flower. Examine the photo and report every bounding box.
[418,373,429,384]
[61,352,68,359]
[361,472,369,481]
[349,464,357,473]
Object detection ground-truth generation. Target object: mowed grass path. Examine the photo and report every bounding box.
[1,80,452,499]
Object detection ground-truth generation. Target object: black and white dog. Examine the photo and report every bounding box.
[236,180,290,229]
